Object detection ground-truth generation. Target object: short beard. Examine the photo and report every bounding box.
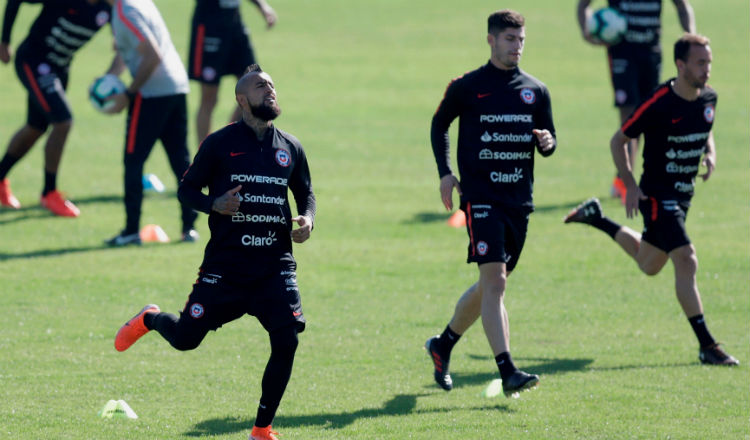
[250,101,281,121]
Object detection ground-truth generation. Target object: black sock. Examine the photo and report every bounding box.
[438,325,461,355]
[591,216,621,240]
[255,325,299,428]
[42,170,57,196]
[495,351,518,380]
[0,153,21,180]
[688,314,716,348]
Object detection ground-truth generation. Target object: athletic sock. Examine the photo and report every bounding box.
[495,351,518,381]
[42,170,57,196]
[438,325,461,354]
[591,216,621,240]
[0,153,21,180]
[688,314,716,348]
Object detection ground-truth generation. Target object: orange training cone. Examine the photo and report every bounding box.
[447,210,466,228]
[140,224,170,243]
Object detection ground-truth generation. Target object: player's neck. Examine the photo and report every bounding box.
[489,58,517,71]
[242,114,272,140]
[671,78,700,102]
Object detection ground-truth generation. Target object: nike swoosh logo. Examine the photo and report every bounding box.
[477,92,492,99]
[671,117,683,124]
[229,152,246,157]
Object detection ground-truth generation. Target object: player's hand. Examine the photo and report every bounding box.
[0,43,12,64]
[583,31,608,46]
[291,215,312,243]
[700,154,715,181]
[212,185,242,215]
[625,185,646,219]
[102,93,129,114]
[532,129,555,152]
[440,174,462,211]
[262,6,277,28]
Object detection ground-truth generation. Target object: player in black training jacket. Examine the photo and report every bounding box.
[426,10,556,397]
[577,0,695,202]
[114,65,315,440]
[565,34,738,366]
[0,0,110,216]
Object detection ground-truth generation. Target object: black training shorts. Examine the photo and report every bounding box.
[14,44,72,130]
[180,261,306,334]
[188,13,256,84]
[639,197,691,253]
[607,45,661,108]
[462,202,529,272]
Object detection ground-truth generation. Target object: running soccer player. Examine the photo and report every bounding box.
[426,10,556,397]
[101,0,198,246]
[188,0,277,145]
[0,0,111,216]
[564,34,738,366]
[114,65,315,440]
[577,0,695,203]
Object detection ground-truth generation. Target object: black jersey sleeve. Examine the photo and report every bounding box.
[430,78,463,178]
[178,141,217,214]
[533,85,556,157]
[288,144,316,226]
[1,0,34,43]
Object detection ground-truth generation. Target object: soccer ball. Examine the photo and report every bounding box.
[89,74,126,113]
[587,7,627,45]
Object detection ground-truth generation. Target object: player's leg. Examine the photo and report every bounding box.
[158,95,198,240]
[0,124,44,209]
[252,323,299,436]
[196,83,219,143]
[107,95,162,246]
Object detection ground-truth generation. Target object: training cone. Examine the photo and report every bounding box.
[447,209,466,228]
[98,399,138,419]
[142,173,165,193]
[140,224,170,243]
[481,378,503,398]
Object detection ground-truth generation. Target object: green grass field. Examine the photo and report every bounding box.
[0,0,748,438]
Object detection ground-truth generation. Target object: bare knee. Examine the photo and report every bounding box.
[671,246,698,275]
[638,261,662,276]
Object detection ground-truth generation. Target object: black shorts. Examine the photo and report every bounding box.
[14,45,72,130]
[462,202,529,271]
[188,12,256,84]
[607,45,661,108]
[181,261,306,334]
[639,197,691,253]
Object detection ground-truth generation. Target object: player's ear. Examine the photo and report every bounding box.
[236,94,248,111]
[487,33,494,46]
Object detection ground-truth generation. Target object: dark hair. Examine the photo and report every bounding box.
[487,9,524,35]
[243,64,263,75]
[674,33,710,63]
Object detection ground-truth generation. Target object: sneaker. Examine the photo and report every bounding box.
[425,336,453,391]
[611,176,627,205]
[250,425,280,440]
[502,370,539,397]
[0,178,20,209]
[106,230,142,247]
[182,229,199,242]
[114,304,160,352]
[699,343,739,366]
[40,190,80,217]
[564,197,603,224]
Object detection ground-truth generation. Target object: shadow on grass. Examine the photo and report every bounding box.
[184,393,512,436]
[405,200,594,225]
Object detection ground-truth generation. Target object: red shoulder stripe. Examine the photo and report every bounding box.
[621,86,670,133]
[117,0,145,42]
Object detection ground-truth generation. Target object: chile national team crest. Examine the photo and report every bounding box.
[189,303,204,319]
[476,241,489,256]
[703,105,715,123]
[520,88,536,104]
[275,149,291,167]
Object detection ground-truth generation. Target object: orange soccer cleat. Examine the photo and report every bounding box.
[0,178,21,209]
[114,304,160,352]
[40,190,80,217]
[250,425,280,440]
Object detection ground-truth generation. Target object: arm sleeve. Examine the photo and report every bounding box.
[430,79,462,178]
[534,86,557,157]
[178,141,216,214]
[1,0,27,44]
[288,145,316,226]
[116,3,155,46]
